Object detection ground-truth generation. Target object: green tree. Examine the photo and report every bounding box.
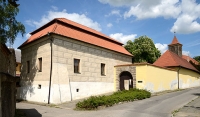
[124,35,161,64]
[189,61,200,71]
[0,0,25,44]
[193,56,200,63]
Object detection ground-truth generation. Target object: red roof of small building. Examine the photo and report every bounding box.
[169,36,182,45]
[182,55,199,65]
[18,18,132,56]
[153,50,199,72]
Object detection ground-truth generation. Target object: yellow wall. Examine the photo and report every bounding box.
[136,64,200,92]
[178,67,200,89]
[136,65,147,89]
[136,65,177,92]
[16,62,21,76]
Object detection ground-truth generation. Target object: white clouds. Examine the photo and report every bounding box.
[26,9,101,31]
[105,10,121,17]
[98,0,160,7]
[155,43,168,54]
[124,0,181,19]
[51,6,58,11]
[25,33,31,39]
[98,0,136,7]
[170,14,200,34]
[111,10,121,16]
[182,51,190,56]
[170,0,200,34]
[107,23,113,28]
[25,20,34,27]
[110,33,137,44]
[185,39,200,47]
[155,43,191,56]
[99,0,200,34]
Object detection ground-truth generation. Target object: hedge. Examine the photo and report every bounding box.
[76,88,151,110]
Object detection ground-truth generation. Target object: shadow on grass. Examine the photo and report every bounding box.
[15,109,41,117]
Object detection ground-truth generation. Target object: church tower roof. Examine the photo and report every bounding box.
[168,36,182,57]
[169,36,182,45]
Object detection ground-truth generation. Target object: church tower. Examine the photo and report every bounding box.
[168,36,182,57]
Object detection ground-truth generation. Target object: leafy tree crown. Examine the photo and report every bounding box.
[0,0,25,44]
[124,35,161,64]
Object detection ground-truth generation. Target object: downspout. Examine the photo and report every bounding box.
[177,66,181,89]
[68,75,72,101]
[48,32,53,104]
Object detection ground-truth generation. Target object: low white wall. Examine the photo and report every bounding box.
[70,82,113,100]
[180,79,200,89]
[17,81,50,103]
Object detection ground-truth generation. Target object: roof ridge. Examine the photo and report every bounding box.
[52,22,58,33]
[56,18,123,45]
[19,18,132,56]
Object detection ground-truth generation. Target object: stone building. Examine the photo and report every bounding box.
[18,18,133,104]
[0,43,18,117]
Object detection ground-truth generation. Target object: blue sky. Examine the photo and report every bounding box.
[13,0,200,57]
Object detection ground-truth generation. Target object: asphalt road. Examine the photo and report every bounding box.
[17,87,200,117]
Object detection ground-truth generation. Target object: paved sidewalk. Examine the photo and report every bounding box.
[174,96,200,117]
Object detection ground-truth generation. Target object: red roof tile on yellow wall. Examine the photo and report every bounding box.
[18,18,132,56]
[182,55,199,65]
[153,50,199,72]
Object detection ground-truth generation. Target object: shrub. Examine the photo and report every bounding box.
[76,88,151,110]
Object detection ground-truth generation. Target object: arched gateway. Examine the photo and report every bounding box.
[120,71,133,90]
[115,65,136,90]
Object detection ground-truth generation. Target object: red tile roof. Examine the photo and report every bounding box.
[182,55,199,65]
[169,36,182,45]
[18,18,132,56]
[153,50,199,72]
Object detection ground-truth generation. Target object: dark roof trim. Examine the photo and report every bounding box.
[165,65,200,74]
[115,63,176,71]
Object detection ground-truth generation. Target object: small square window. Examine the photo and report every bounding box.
[27,61,30,73]
[101,63,105,76]
[74,59,80,73]
[38,58,42,72]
